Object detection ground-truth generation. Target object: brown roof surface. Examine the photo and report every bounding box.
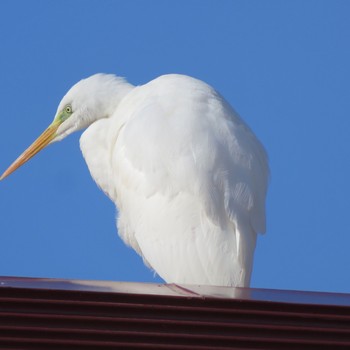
[0,276,349,349]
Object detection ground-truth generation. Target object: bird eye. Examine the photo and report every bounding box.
[65,105,72,114]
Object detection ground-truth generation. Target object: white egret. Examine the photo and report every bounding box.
[1,74,269,287]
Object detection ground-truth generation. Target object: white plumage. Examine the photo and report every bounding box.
[1,73,269,287]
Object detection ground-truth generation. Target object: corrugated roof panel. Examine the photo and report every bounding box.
[0,277,349,349]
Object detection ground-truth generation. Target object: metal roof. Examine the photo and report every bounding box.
[0,276,350,349]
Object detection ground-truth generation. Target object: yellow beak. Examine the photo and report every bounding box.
[0,122,60,181]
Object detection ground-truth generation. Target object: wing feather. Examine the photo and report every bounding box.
[83,74,269,287]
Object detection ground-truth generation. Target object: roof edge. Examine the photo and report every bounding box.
[1,276,350,307]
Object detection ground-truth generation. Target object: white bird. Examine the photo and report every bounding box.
[1,74,269,287]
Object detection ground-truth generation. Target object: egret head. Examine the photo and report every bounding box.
[0,74,132,180]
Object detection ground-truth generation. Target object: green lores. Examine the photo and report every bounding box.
[56,104,73,123]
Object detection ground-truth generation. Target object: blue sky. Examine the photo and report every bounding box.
[0,0,349,293]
